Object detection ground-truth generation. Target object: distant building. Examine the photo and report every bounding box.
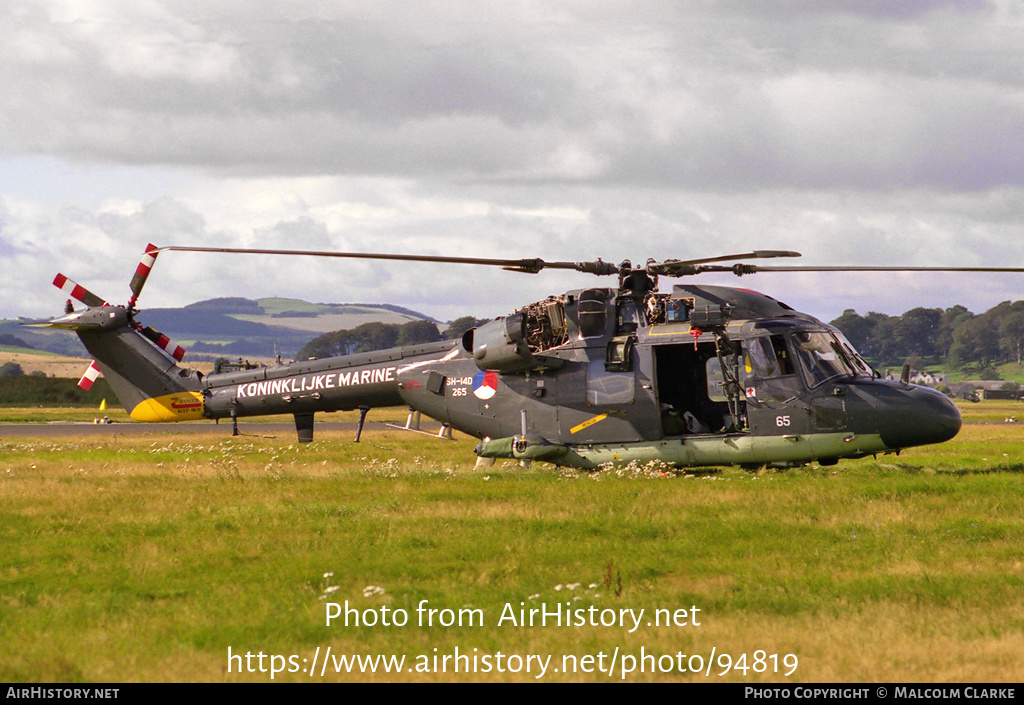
[910,371,949,386]
[883,369,949,386]
[947,379,1022,401]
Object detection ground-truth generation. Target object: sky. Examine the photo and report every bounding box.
[2,0,1024,326]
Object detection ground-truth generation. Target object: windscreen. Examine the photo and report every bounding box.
[790,330,872,388]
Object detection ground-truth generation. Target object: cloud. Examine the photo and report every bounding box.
[2,1,1022,191]
[7,180,1023,325]
[3,1,1024,328]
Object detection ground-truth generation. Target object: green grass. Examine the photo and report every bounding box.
[1,405,1023,682]
[0,406,410,425]
[0,346,60,355]
[996,362,1024,384]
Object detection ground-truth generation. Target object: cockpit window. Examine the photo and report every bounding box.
[744,336,780,379]
[743,335,795,381]
[831,330,873,377]
[791,331,869,388]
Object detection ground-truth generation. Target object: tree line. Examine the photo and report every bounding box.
[0,375,115,406]
[295,306,1024,372]
[830,300,1024,370]
[295,316,487,361]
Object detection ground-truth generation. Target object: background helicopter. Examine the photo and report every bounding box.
[26,245,1024,470]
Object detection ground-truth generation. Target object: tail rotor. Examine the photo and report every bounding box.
[128,243,159,309]
[137,324,186,362]
[52,274,108,309]
[78,361,103,391]
[43,243,188,389]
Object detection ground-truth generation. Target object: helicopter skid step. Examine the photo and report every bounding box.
[384,422,455,440]
[384,410,454,440]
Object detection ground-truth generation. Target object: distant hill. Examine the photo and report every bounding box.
[2,298,438,361]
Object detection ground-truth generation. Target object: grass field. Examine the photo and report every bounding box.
[2,403,1023,682]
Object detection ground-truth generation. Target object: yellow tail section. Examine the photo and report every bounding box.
[130,392,205,422]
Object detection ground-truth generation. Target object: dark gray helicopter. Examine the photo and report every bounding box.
[29,244,1013,470]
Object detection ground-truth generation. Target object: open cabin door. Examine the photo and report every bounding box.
[654,341,746,436]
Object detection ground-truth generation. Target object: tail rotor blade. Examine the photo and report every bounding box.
[78,361,102,391]
[139,325,186,361]
[128,243,159,307]
[53,274,107,308]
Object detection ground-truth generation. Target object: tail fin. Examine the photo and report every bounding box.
[25,306,205,421]
[26,244,203,422]
[78,323,204,421]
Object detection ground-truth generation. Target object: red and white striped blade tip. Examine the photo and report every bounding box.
[53,274,107,308]
[129,243,160,299]
[78,361,102,390]
[141,325,186,361]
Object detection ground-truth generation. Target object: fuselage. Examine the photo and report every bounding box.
[144,283,962,469]
[29,246,970,471]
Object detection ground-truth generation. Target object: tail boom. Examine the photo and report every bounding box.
[77,326,204,421]
[35,300,461,435]
[201,342,457,420]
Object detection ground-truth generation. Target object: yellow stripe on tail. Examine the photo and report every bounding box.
[130,392,205,422]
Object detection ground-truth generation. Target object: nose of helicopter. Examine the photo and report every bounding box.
[875,384,962,450]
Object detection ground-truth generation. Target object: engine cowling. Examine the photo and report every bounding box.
[465,313,540,373]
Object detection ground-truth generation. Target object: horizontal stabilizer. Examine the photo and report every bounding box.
[20,307,130,332]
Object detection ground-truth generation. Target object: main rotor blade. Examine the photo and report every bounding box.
[151,245,1024,279]
[729,265,1024,275]
[156,246,618,276]
[647,251,802,277]
[669,250,802,267]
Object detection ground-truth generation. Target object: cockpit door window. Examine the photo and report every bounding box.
[791,331,865,388]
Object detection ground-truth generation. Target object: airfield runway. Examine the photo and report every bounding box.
[0,421,388,438]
